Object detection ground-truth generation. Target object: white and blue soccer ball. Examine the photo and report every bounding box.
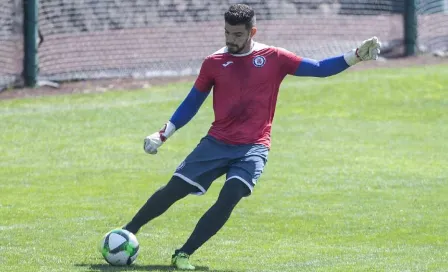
[99,229,140,266]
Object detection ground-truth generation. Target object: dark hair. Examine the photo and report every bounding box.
[224,4,256,30]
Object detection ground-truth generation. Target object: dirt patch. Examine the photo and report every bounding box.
[1,54,447,101]
[0,75,197,100]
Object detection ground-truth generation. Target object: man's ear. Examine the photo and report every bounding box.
[250,27,257,38]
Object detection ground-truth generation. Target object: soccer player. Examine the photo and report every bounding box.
[123,3,381,270]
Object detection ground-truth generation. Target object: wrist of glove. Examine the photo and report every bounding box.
[344,36,381,66]
[143,121,176,154]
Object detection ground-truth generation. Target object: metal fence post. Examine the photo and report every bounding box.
[404,0,417,56]
[23,0,38,87]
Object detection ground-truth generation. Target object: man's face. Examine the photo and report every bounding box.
[225,22,254,54]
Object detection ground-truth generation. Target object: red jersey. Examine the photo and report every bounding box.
[194,41,302,148]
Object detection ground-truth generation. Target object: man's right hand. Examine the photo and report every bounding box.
[143,121,177,155]
[143,131,164,154]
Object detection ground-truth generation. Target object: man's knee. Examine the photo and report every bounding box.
[217,178,250,207]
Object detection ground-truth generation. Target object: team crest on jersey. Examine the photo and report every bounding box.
[253,56,266,67]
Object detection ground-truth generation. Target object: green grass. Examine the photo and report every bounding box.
[1,64,447,272]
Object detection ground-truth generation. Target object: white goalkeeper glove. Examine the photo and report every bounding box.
[344,36,381,66]
[143,121,176,154]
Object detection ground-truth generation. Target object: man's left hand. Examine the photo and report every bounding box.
[344,36,381,66]
[356,36,381,61]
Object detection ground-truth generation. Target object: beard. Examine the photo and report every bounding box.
[226,43,245,54]
[226,36,251,54]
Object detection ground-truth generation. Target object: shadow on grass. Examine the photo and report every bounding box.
[75,263,238,272]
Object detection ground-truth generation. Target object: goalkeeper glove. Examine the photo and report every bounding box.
[344,36,381,66]
[143,121,176,154]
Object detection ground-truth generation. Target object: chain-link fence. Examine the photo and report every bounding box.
[0,0,23,90]
[417,0,448,52]
[1,0,447,90]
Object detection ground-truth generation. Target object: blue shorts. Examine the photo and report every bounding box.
[173,135,269,196]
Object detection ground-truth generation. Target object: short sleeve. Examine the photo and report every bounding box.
[277,47,303,76]
[194,57,215,92]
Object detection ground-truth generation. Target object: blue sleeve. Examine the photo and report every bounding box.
[169,86,210,130]
[294,55,349,77]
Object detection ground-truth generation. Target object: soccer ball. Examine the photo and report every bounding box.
[99,229,140,266]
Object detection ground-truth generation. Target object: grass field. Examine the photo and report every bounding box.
[1,64,447,272]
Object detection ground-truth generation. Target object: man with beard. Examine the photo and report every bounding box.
[121,3,381,270]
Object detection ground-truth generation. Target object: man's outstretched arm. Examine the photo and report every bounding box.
[143,87,210,154]
[143,56,214,155]
[294,37,381,78]
[294,56,349,78]
[169,87,210,130]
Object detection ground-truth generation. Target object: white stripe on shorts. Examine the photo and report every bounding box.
[173,173,206,195]
[226,176,254,193]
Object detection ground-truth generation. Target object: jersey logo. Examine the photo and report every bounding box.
[222,61,233,67]
[253,56,266,67]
